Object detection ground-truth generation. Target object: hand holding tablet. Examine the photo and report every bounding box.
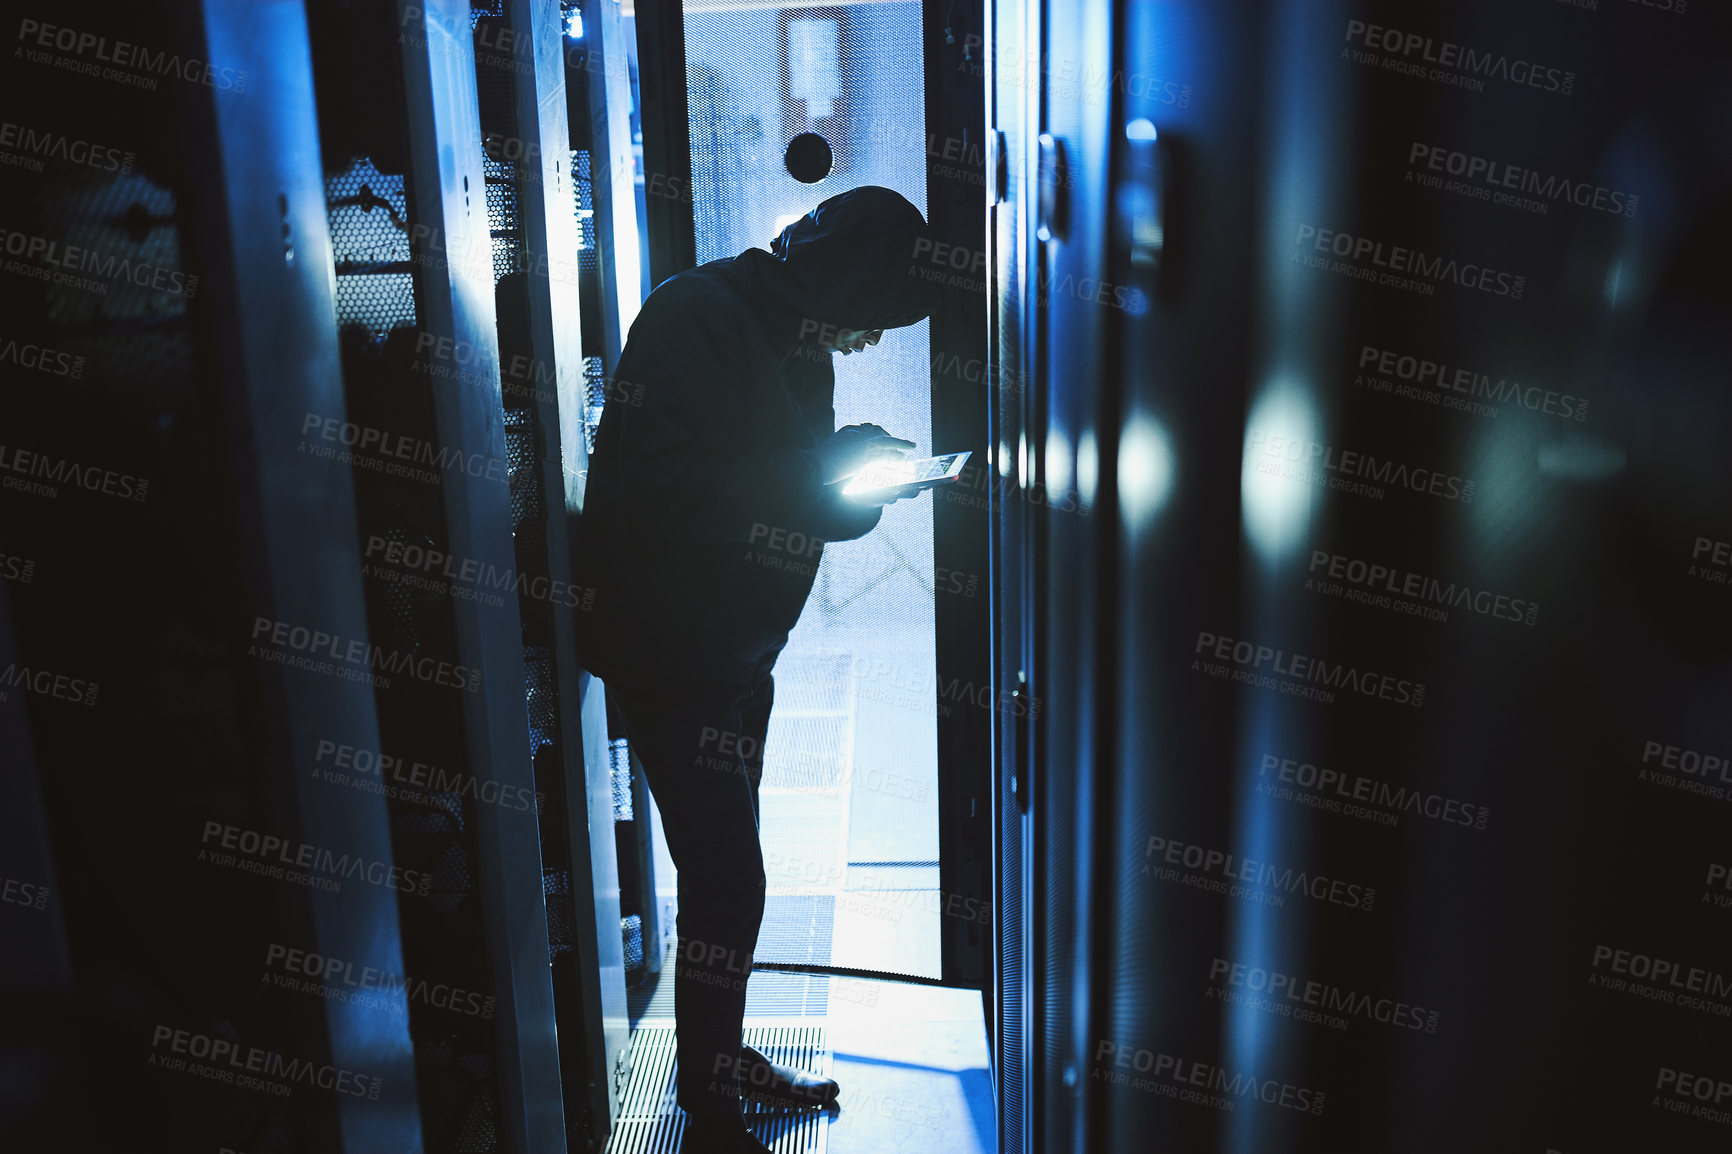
[815,424,916,485]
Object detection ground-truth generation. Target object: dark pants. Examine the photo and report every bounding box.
[610,671,775,1116]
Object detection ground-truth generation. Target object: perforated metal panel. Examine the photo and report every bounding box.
[484,154,524,281]
[523,645,558,753]
[545,867,576,956]
[584,356,609,455]
[610,738,635,821]
[417,1036,502,1154]
[34,170,195,397]
[570,148,609,453]
[622,914,644,971]
[325,157,416,334]
[572,148,598,249]
[505,405,545,525]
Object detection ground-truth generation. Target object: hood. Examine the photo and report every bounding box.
[751,185,943,336]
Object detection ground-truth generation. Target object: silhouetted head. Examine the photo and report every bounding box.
[764,185,944,355]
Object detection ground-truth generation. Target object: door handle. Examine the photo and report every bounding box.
[1116,118,1168,275]
[1011,670,1032,813]
[986,128,1007,205]
[1036,133,1066,244]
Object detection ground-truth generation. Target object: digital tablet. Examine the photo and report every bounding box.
[841,450,971,498]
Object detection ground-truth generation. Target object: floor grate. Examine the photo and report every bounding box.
[606,1025,830,1154]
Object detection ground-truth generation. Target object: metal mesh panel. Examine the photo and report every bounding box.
[452,1055,502,1152]
[572,148,598,251]
[394,797,465,833]
[504,407,544,527]
[325,157,416,333]
[427,835,478,908]
[621,914,644,971]
[414,1035,500,1153]
[544,868,576,955]
[523,645,557,752]
[369,524,444,652]
[570,149,609,453]
[682,0,938,978]
[584,355,608,454]
[484,154,524,281]
[687,61,761,251]
[34,170,195,396]
[610,738,635,821]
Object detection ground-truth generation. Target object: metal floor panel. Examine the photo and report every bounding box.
[606,1025,831,1154]
[630,955,832,1023]
[754,895,836,967]
[614,967,992,1154]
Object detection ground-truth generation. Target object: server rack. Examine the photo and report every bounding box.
[109,0,632,1148]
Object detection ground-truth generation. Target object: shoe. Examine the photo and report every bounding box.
[737,1043,841,1110]
[681,1110,773,1153]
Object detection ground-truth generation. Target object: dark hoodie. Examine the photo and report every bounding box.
[571,186,942,691]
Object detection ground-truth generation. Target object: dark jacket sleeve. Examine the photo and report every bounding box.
[605,281,836,544]
[807,490,883,542]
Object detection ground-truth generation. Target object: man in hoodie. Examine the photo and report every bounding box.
[571,185,942,1153]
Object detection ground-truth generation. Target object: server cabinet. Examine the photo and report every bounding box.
[181,3,429,1146]
[993,1,1732,1151]
[492,0,634,1140]
[394,3,569,1149]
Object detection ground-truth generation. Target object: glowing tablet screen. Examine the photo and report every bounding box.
[842,450,971,497]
